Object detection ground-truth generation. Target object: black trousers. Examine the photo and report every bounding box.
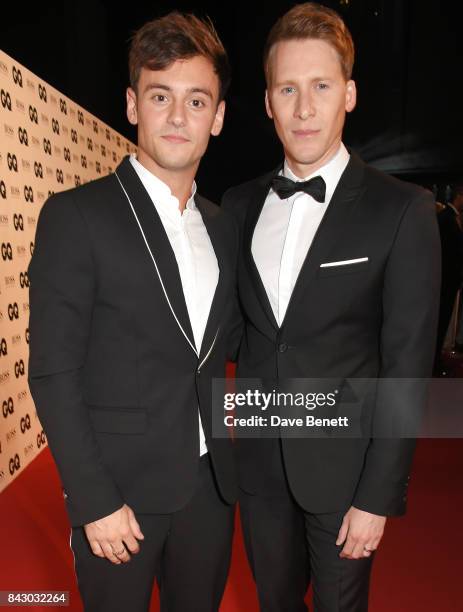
[239,440,375,612]
[70,453,235,612]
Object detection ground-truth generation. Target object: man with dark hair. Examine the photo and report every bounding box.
[28,12,238,612]
[222,2,440,610]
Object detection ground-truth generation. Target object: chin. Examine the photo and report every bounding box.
[288,149,321,167]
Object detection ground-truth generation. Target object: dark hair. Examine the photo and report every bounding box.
[263,2,354,85]
[129,11,230,101]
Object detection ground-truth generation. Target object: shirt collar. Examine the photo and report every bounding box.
[129,153,197,212]
[282,142,350,203]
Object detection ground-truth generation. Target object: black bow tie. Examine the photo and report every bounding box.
[271,174,326,203]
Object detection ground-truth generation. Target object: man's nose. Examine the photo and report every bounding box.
[167,99,187,128]
[294,91,316,120]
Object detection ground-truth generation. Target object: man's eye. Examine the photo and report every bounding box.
[282,86,296,95]
[190,99,205,108]
[317,83,329,90]
[153,94,167,102]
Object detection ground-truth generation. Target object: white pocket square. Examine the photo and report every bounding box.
[320,257,369,268]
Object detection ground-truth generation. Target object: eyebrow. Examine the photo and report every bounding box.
[143,83,214,99]
[273,77,333,87]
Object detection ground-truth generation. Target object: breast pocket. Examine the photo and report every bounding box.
[88,406,147,434]
[317,257,370,278]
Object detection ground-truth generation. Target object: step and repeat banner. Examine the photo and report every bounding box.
[0,49,137,493]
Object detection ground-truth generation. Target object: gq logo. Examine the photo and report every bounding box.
[1,242,13,260]
[2,397,14,417]
[87,137,93,151]
[8,303,19,320]
[78,110,84,125]
[20,272,29,288]
[18,127,29,146]
[14,214,24,231]
[30,241,34,256]
[12,66,23,87]
[64,147,71,162]
[0,180,6,199]
[24,186,34,203]
[1,89,12,111]
[96,161,101,174]
[1,338,8,357]
[81,155,87,169]
[56,169,64,184]
[71,129,78,144]
[59,98,67,114]
[15,360,25,378]
[7,153,18,172]
[37,430,47,448]
[106,128,110,141]
[43,138,52,155]
[34,161,43,178]
[52,118,60,135]
[74,175,81,186]
[38,83,47,102]
[29,105,38,124]
[9,454,21,475]
[93,120,98,133]
[20,413,31,433]
[25,328,30,344]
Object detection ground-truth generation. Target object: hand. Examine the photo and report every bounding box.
[336,506,386,559]
[83,503,144,564]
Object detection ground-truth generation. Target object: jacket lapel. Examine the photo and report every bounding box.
[279,151,367,329]
[243,165,282,334]
[195,194,230,363]
[113,155,197,355]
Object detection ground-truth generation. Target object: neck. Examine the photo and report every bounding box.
[136,150,197,212]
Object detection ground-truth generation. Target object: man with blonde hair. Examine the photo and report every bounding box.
[223,3,440,610]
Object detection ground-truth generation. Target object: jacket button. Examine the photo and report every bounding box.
[278,343,288,353]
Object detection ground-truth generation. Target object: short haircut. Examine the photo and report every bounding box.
[129,11,230,101]
[263,2,355,85]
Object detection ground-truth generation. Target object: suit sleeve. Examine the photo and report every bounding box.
[352,191,441,516]
[221,189,244,363]
[28,192,124,527]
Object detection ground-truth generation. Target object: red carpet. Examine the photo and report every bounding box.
[1,438,462,611]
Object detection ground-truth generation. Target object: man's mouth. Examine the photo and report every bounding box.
[292,129,320,137]
[161,134,190,143]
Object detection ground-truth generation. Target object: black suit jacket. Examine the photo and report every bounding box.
[28,155,239,527]
[222,151,441,516]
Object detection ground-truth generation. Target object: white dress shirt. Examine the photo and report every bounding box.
[252,143,350,326]
[130,154,218,456]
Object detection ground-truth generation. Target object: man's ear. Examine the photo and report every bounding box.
[345,80,357,113]
[126,87,138,125]
[211,100,225,137]
[265,90,273,119]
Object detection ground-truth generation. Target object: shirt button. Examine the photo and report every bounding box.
[278,343,288,353]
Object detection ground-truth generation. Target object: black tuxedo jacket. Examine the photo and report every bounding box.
[222,151,441,516]
[28,155,239,527]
